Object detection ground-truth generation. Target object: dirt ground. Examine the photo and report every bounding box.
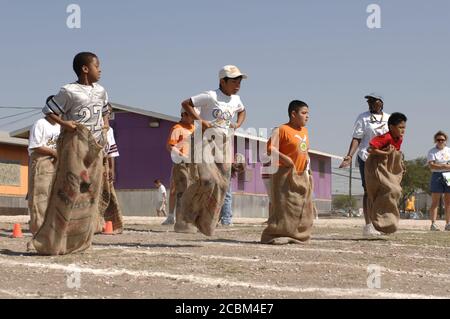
[0,216,449,299]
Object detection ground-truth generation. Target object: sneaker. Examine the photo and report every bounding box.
[430,223,442,231]
[161,215,175,225]
[444,224,450,231]
[363,224,381,237]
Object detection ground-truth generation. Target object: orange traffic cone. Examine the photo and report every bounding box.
[11,224,23,238]
[103,221,113,235]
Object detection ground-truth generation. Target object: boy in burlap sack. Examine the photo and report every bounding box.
[27,101,61,235]
[180,65,247,236]
[365,112,407,234]
[33,52,110,255]
[261,100,315,245]
[162,108,197,229]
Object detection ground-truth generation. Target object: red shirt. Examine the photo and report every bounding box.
[369,132,403,151]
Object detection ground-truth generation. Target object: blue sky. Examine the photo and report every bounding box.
[1,0,450,160]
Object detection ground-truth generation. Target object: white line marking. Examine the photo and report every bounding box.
[0,289,41,298]
[94,246,450,281]
[0,257,445,299]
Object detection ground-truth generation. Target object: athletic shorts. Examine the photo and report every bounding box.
[430,172,450,194]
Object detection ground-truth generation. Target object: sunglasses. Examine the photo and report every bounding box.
[436,139,446,142]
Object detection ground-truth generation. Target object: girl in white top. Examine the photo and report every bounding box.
[427,131,450,231]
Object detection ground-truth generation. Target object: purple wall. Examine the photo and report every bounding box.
[309,154,332,200]
[112,111,332,201]
[112,112,173,189]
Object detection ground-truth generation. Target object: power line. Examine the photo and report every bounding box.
[0,109,38,121]
[331,171,362,181]
[0,106,41,110]
[1,111,42,127]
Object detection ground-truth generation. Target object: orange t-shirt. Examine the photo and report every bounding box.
[167,122,195,157]
[267,124,309,173]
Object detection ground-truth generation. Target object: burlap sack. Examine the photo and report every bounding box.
[365,150,404,234]
[104,184,124,234]
[178,134,231,236]
[173,163,198,233]
[180,162,229,236]
[28,154,57,235]
[32,125,105,255]
[97,160,124,234]
[261,167,315,244]
[96,159,110,233]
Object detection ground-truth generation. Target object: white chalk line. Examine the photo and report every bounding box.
[0,289,42,298]
[93,246,450,281]
[0,257,445,299]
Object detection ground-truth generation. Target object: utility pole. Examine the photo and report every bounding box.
[348,162,353,217]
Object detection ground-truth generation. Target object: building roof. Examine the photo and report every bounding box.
[9,126,31,139]
[9,102,342,159]
[0,131,28,147]
[112,103,180,122]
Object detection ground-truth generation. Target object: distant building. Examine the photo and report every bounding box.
[0,131,28,215]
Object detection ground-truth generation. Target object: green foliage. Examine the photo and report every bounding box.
[402,157,431,196]
[401,157,431,210]
[332,195,357,210]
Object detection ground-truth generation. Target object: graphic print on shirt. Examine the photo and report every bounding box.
[211,102,232,128]
[78,105,103,133]
[46,134,59,149]
[437,151,450,163]
[295,134,308,153]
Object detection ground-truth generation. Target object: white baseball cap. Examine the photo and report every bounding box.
[219,65,248,80]
[365,93,384,102]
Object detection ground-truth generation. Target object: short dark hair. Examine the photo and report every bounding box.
[73,52,98,77]
[288,100,309,118]
[154,179,161,184]
[388,112,407,127]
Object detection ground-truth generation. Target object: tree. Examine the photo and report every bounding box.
[401,157,431,209]
[332,195,357,211]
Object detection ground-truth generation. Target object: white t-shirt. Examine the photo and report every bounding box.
[157,184,167,202]
[352,111,390,162]
[105,127,120,158]
[427,146,450,172]
[42,82,109,143]
[191,89,245,135]
[28,118,61,155]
